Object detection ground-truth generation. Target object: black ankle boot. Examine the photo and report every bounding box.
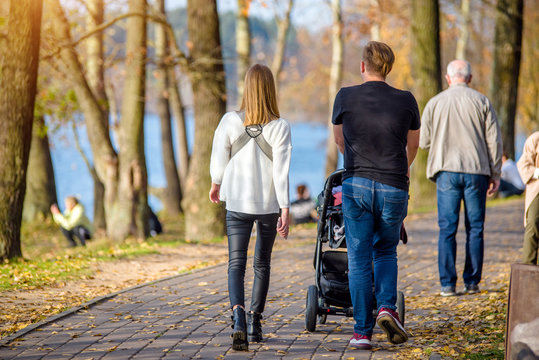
[247,311,263,342]
[231,307,248,351]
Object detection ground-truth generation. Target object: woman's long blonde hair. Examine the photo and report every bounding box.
[240,64,280,126]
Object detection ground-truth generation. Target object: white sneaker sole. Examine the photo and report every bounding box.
[349,339,372,350]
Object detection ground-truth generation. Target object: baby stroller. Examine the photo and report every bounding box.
[305,169,405,332]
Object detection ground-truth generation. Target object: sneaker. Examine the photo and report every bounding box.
[376,307,408,344]
[440,286,457,297]
[465,284,480,294]
[349,333,372,350]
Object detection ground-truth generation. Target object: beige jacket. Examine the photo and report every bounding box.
[517,132,539,226]
[419,83,502,181]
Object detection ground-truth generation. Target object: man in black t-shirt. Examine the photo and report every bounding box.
[332,41,420,350]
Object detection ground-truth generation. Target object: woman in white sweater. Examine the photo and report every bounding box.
[209,64,292,351]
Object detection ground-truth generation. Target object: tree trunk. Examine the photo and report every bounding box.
[109,0,149,240]
[168,67,190,188]
[325,0,344,178]
[369,0,381,41]
[184,0,227,241]
[156,0,182,215]
[410,0,442,210]
[86,0,107,231]
[236,0,251,102]
[23,117,58,223]
[488,0,523,159]
[49,0,119,231]
[271,0,293,88]
[0,0,43,260]
[86,0,108,115]
[455,0,471,60]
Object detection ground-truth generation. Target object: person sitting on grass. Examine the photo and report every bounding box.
[290,184,317,224]
[50,196,93,247]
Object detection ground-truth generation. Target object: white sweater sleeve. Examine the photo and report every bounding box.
[272,121,292,209]
[210,114,232,185]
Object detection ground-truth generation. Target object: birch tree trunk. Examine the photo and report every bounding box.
[455,0,471,60]
[324,0,344,178]
[86,0,107,231]
[184,0,227,241]
[110,0,149,240]
[23,116,58,223]
[236,0,251,102]
[0,0,43,260]
[409,0,441,210]
[488,0,524,159]
[271,0,293,88]
[155,0,182,215]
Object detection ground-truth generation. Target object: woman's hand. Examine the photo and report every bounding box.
[277,208,289,239]
[209,183,221,203]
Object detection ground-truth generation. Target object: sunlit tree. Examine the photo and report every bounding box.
[0,0,43,260]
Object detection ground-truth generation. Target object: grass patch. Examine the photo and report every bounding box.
[486,194,523,208]
[0,256,91,291]
[1,212,226,292]
[464,332,505,359]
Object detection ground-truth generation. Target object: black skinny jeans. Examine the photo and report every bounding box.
[226,211,279,314]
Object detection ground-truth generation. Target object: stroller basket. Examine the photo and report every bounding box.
[319,251,351,307]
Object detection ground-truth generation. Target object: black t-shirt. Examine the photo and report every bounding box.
[332,81,420,191]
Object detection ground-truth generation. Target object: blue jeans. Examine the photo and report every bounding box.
[342,177,408,336]
[436,171,489,288]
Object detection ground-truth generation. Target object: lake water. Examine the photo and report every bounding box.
[50,115,338,218]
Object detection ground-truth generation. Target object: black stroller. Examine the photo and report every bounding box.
[305,169,405,332]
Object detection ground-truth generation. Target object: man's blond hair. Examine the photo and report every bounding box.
[362,41,395,78]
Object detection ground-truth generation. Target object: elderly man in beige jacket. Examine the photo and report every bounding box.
[517,131,539,265]
[420,60,503,296]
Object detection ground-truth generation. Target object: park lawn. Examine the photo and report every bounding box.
[1,213,202,292]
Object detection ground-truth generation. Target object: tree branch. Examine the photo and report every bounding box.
[42,11,189,69]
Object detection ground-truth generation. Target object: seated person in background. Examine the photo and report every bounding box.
[500,153,525,198]
[290,184,317,224]
[148,207,163,237]
[50,196,93,247]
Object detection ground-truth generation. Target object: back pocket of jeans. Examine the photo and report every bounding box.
[381,197,407,225]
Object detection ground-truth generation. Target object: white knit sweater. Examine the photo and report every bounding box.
[210,111,292,214]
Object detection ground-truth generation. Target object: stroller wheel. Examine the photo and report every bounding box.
[396,291,405,325]
[318,298,327,324]
[305,285,318,332]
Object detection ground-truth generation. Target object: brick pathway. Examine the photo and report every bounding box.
[0,199,524,359]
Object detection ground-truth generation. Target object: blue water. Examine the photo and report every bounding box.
[50,115,336,218]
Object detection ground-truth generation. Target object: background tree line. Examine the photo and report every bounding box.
[0,0,534,260]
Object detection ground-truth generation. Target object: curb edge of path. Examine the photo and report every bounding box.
[0,260,230,348]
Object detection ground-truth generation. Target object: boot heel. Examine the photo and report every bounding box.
[232,307,248,351]
[247,311,263,343]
